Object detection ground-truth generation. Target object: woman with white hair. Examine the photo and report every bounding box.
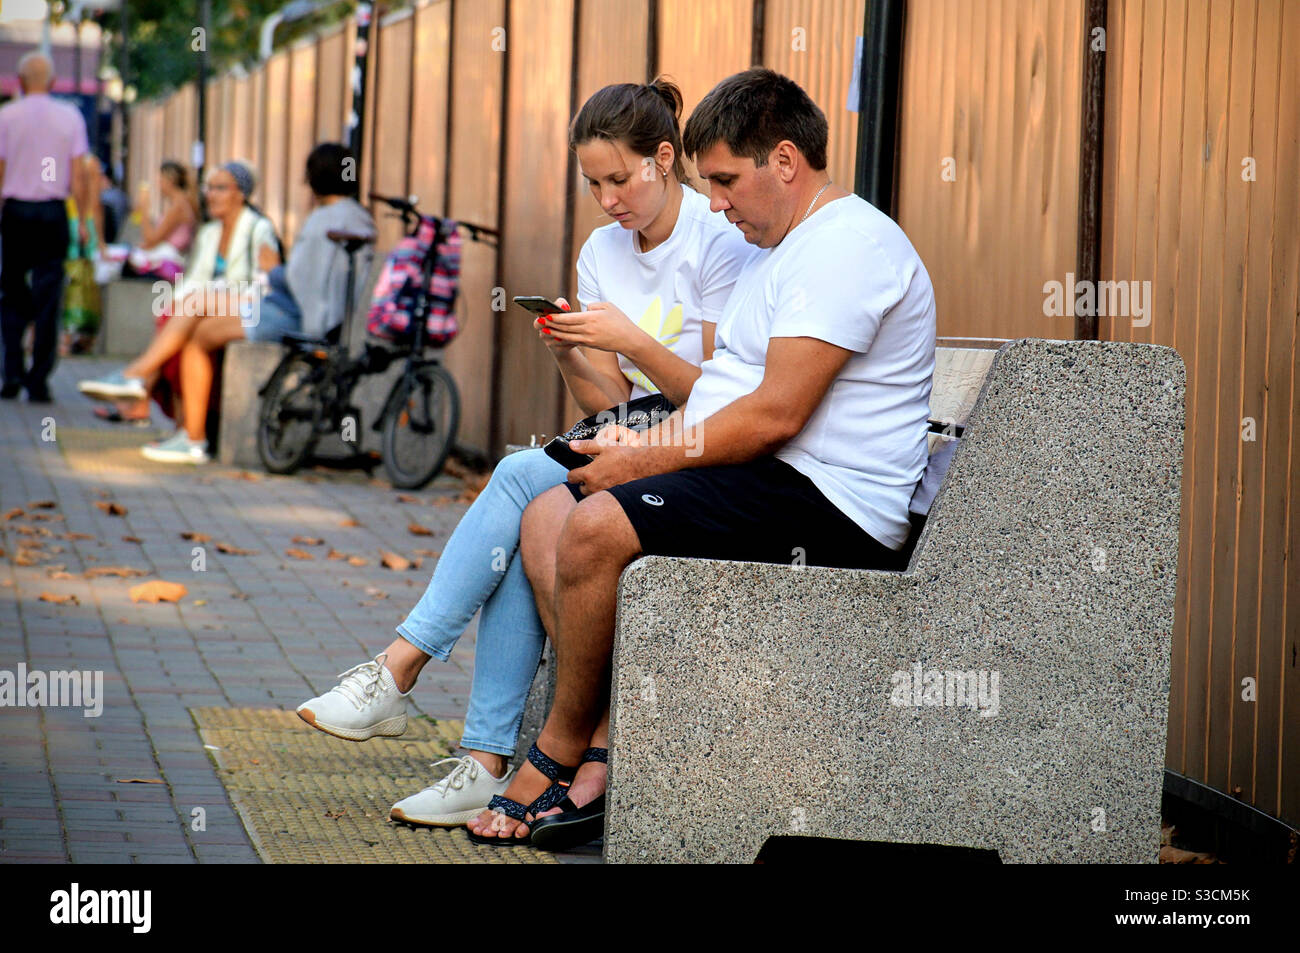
[77,160,280,460]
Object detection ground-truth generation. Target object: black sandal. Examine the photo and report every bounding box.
[529,747,608,852]
[465,743,577,847]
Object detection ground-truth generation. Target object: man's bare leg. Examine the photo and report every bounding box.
[466,491,640,840]
[519,483,579,638]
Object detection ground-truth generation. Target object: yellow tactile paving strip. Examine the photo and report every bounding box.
[57,426,178,475]
[191,708,558,864]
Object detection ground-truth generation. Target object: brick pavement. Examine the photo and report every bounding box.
[0,356,490,864]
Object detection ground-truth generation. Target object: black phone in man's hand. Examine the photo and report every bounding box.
[543,435,593,471]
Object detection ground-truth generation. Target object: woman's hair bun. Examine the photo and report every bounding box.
[647,76,683,121]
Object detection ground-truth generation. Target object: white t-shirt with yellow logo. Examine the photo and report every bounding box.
[576,184,754,399]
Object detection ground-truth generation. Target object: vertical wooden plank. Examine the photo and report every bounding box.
[1182,0,1233,784]
[247,64,268,201]
[443,0,506,457]
[409,0,452,215]
[315,26,348,144]
[285,40,319,246]
[262,54,290,233]
[1128,0,1164,348]
[1273,0,1300,829]
[1207,0,1256,797]
[371,13,414,256]
[497,0,576,446]
[1166,0,1210,778]
[761,0,865,190]
[1231,0,1283,815]
[1150,0,1186,353]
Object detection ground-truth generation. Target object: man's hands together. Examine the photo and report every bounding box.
[567,425,655,495]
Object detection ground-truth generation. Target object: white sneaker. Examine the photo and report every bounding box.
[390,756,515,827]
[296,654,409,741]
[140,430,210,464]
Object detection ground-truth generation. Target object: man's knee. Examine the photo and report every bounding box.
[557,492,640,577]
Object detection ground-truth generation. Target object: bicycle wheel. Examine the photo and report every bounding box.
[381,362,460,490]
[257,353,322,474]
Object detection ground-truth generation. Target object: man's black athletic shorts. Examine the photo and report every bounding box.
[564,456,907,571]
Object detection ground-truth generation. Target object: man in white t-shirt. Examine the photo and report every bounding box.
[487,68,937,840]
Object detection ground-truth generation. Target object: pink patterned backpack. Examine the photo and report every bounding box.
[365,217,462,346]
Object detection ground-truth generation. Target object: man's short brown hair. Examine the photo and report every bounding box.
[683,68,829,171]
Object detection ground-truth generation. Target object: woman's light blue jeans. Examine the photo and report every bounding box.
[395,447,568,756]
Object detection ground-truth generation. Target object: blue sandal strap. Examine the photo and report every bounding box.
[581,747,608,764]
[527,743,578,783]
[485,794,529,822]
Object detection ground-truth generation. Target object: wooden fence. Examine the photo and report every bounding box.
[129,0,1298,831]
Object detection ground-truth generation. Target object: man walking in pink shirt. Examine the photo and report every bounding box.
[0,51,92,403]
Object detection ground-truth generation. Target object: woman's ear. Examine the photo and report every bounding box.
[657,140,675,178]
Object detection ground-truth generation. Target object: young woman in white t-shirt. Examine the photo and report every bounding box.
[296,78,751,838]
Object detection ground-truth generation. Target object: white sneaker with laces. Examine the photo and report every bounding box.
[390,756,515,827]
[296,654,409,741]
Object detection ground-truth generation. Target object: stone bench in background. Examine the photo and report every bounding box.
[94,279,160,357]
[602,339,1185,863]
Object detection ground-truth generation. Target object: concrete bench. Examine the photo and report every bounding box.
[602,338,1185,863]
[513,344,998,771]
[216,263,390,469]
[94,278,160,357]
[216,335,406,468]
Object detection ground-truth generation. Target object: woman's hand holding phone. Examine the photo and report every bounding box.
[541,301,635,353]
[536,296,576,353]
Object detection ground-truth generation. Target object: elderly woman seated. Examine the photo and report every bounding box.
[79,144,374,464]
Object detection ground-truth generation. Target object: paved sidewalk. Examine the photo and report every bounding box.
[0,356,517,864]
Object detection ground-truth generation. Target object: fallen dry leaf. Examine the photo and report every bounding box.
[1158,846,1218,864]
[180,531,211,542]
[13,525,37,536]
[47,571,75,580]
[358,600,379,607]
[411,557,423,570]
[39,591,78,605]
[364,586,388,599]
[339,518,360,528]
[324,808,348,819]
[84,566,148,579]
[412,548,439,557]
[0,547,5,559]
[28,500,57,509]
[122,535,143,543]
[215,542,258,555]
[29,513,63,522]
[379,551,411,571]
[396,494,419,504]
[115,778,165,785]
[14,550,42,566]
[3,507,24,520]
[431,497,456,507]
[222,470,262,482]
[63,532,96,541]
[95,501,127,516]
[291,535,324,546]
[326,549,347,560]
[193,599,207,607]
[346,556,368,567]
[285,548,314,560]
[407,522,434,536]
[128,580,189,603]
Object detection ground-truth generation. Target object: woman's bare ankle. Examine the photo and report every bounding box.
[466,750,508,779]
[380,638,430,692]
